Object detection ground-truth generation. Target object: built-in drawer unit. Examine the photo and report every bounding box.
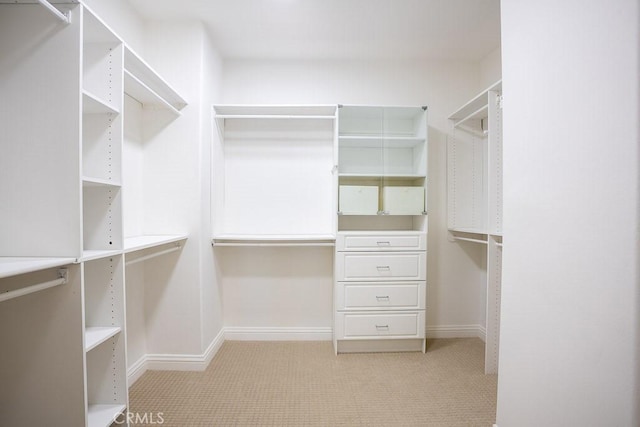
[336,232,426,252]
[335,311,425,339]
[334,230,427,353]
[335,281,426,310]
[336,252,426,281]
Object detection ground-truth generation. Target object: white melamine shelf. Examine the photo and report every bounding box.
[82,177,122,188]
[213,234,336,247]
[0,257,75,279]
[124,45,187,112]
[123,235,188,253]
[339,136,425,147]
[87,404,126,427]
[81,250,122,262]
[85,326,121,352]
[83,90,119,115]
[124,69,180,115]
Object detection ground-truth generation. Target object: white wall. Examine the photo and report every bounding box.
[498,1,639,425]
[479,46,502,88]
[219,59,490,336]
[140,21,223,355]
[82,0,145,53]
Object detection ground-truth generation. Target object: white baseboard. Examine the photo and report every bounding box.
[128,325,484,384]
[224,326,333,341]
[426,324,486,341]
[127,328,225,385]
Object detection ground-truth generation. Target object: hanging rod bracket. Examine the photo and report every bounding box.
[58,267,68,284]
[37,0,71,24]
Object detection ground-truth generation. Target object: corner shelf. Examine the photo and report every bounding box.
[85,326,121,352]
[124,45,186,113]
[0,257,75,279]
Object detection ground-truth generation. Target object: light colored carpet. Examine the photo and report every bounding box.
[129,338,497,426]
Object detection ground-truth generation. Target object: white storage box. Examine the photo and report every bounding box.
[339,185,378,215]
[382,186,424,215]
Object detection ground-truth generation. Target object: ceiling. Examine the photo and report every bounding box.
[127,0,501,61]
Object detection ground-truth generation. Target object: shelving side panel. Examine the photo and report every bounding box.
[220,118,335,236]
[0,265,86,426]
[487,90,503,235]
[446,131,487,232]
[0,4,82,257]
[83,185,123,251]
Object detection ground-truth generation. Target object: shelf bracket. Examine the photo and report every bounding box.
[0,268,69,303]
[37,0,71,24]
[125,243,182,266]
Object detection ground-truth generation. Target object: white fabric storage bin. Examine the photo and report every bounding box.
[382,186,424,215]
[339,185,378,215]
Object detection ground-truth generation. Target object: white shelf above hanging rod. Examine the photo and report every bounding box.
[36,0,70,24]
[0,268,68,303]
[125,243,183,266]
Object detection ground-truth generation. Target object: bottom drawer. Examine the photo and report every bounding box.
[335,311,425,339]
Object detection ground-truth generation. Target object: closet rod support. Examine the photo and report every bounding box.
[37,0,70,24]
[0,268,68,303]
[125,243,182,266]
[452,236,488,245]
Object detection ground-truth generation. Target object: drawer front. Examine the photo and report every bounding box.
[335,311,425,339]
[337,233,426,251]
[336,252,426,281]
[336,281,426,310]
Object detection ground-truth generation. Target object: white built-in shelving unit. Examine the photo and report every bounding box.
[447,80,503,374]
[334,106,428,354]
[0,2,188,425]
[211,105,338,246]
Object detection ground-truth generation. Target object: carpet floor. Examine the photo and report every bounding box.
[128,338,497,426]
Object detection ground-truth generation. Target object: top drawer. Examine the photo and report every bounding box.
[337,232,426,252]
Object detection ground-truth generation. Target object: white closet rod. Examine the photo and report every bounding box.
[216,115,335,120]
[453,236,488,245]
[213,242,335,247]
[0,268,68,303]
[125,244,182,266]
[37,0,70,24]
[495,242,503,248]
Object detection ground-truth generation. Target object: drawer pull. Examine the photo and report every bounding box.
[376,295,390,301]
[375,324,389,330]
[376,241,391,246]
[376,266,390,271]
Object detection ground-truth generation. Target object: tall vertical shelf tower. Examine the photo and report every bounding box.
[334,106,428,354]
[0,2,187,425]
[447,81,503,374]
